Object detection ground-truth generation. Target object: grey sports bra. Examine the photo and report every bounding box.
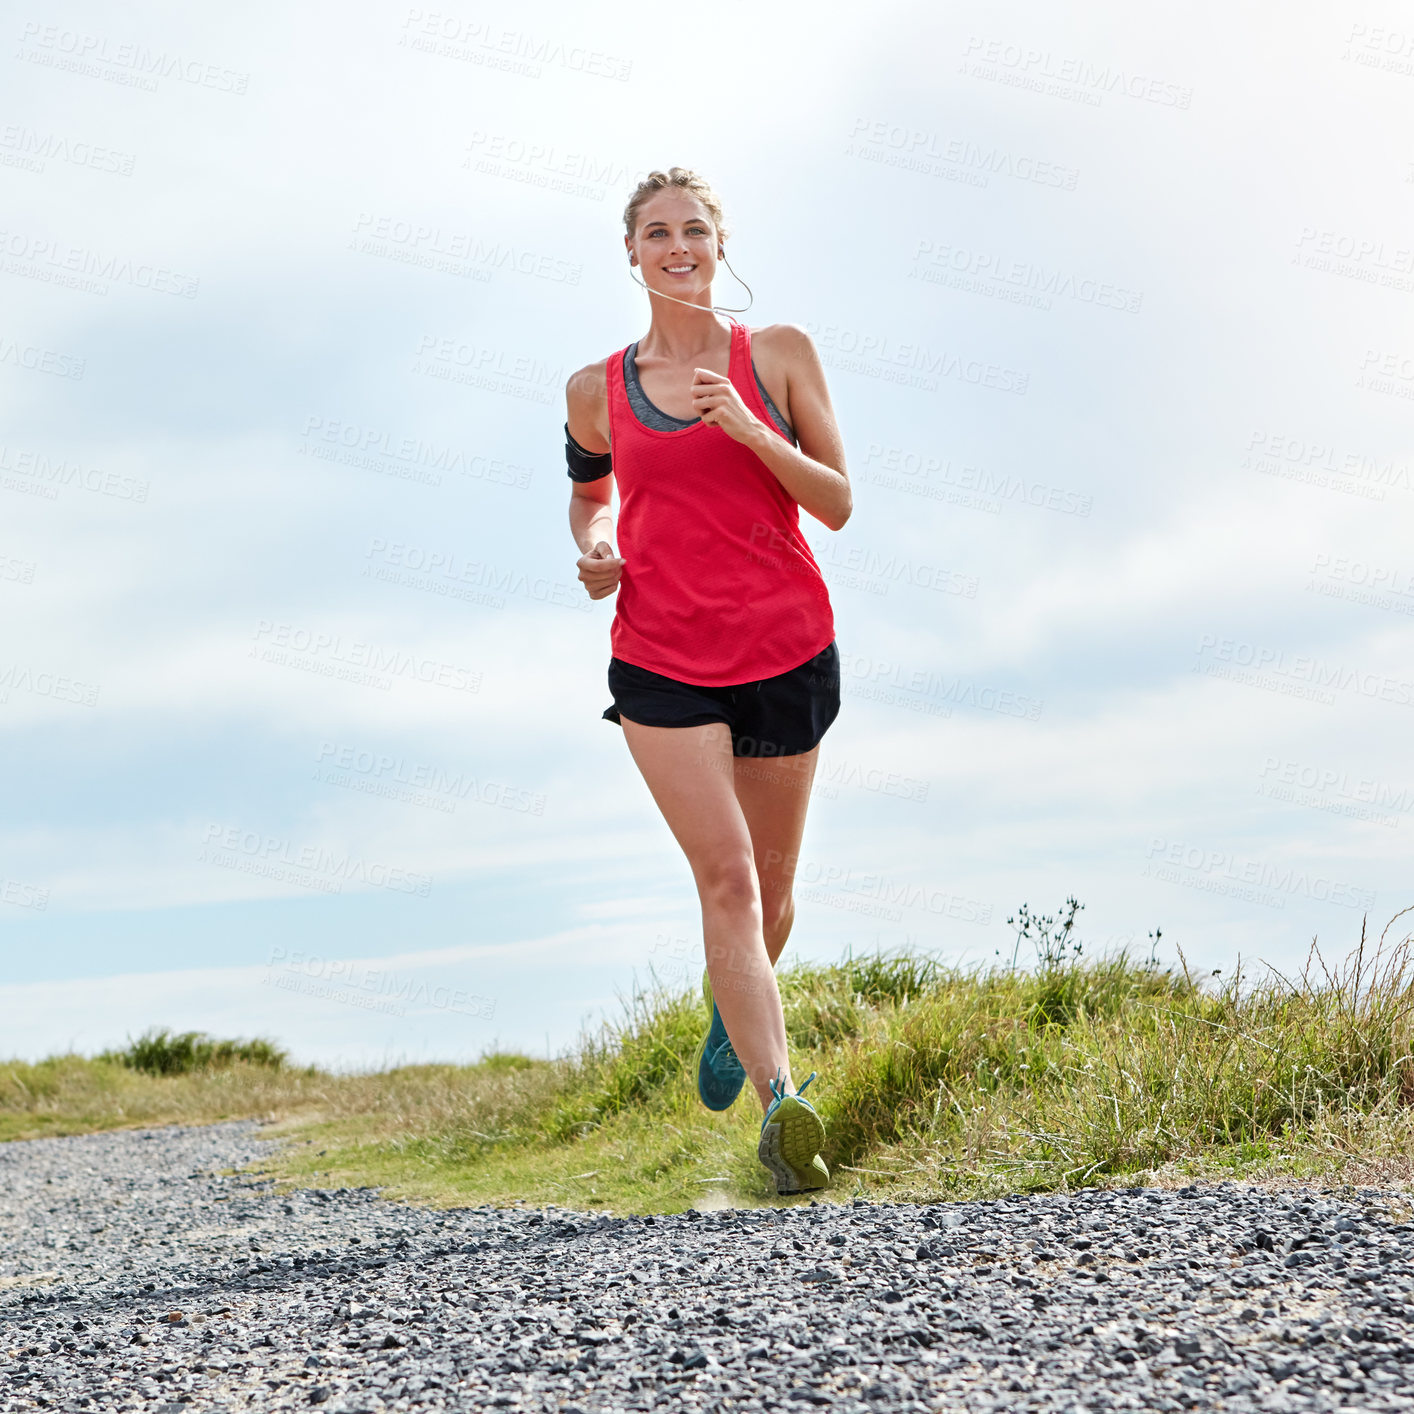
[623,341,796,445]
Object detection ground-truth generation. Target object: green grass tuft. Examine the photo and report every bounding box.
[476,1052,537,1072]
[544,980,703,1141]
[98,1027,289,1076]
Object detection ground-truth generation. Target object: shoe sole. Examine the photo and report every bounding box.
[758,1095,829,1196]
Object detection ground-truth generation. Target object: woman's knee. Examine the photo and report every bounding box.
[693,853,760,914]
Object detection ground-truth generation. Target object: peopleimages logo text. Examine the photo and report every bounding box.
[315,742,546,816]
[266,948,495,1020]
[1194,634,1414,706]
[351,212,581,284]
[251,621,481,693]
[17,21,250,93]
[961,37,1192,107]
[200,825,432,896]
[846,118,1079,190]
[805,320,1028,395]
[1144,838,1375,911]
[0,227,199,297]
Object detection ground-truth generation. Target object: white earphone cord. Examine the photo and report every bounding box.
[627,251,754,316]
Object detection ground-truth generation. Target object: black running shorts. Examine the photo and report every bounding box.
[603,640,841,758]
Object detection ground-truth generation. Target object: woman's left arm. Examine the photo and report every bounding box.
[691,324,852,532]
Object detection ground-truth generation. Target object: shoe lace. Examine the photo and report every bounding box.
[768,1069,818,1104]
[715,1038,745,1076]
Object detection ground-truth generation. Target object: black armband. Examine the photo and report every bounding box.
[565,423,612,482]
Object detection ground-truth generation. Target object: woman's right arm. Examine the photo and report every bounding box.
[566,360,624,600]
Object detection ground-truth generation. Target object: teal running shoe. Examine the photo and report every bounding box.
[694,968,747,1111]
[758,1070,829,1196]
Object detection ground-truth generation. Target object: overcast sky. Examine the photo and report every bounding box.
[3,0,1412,1067]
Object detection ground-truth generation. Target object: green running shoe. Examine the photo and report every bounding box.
[758,1069,829,1195]
[693,968,747,1111]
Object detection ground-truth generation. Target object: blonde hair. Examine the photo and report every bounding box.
[622,167,729,242]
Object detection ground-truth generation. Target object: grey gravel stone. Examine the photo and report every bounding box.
[2,1124,1413,1412]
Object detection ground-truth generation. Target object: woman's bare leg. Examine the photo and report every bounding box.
[731,747,820,967]
[619,717,792,1110]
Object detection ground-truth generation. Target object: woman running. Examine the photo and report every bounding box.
[563,168,852,1195]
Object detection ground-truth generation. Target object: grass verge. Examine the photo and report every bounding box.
[3,905,1411,1212]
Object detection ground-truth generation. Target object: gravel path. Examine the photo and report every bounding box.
[2,1124,1413,1413]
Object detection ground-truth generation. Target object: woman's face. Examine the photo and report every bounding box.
[625,190,719,298]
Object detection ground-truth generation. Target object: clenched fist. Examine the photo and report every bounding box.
[577,540,624,599]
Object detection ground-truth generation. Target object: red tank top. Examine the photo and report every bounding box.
[605,318,835,686]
